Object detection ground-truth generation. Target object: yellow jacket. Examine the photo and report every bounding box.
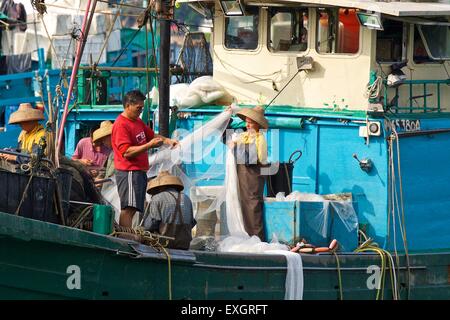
[18,124,46,154]
[238,131,268,165]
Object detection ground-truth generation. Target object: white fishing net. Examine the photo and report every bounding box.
[274,191,358,239]
[101,106,304,299]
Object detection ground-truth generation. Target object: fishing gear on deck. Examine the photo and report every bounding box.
[112,223,175,248]
[290,238,339,254]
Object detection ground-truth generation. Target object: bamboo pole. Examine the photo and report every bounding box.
[56,0,98,164]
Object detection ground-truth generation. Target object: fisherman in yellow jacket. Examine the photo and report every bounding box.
[0,103,46,163]
[230,106,269,241]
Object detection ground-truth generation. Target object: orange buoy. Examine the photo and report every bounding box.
[329,239,338,250]
[299,247,315,254]
[314,247,330,253]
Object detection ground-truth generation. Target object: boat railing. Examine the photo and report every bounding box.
[0,149,54,168]
[0,69,63,108]
[383,78,450,113]
[76,66,158,108]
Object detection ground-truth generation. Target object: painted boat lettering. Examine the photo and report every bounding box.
[385,119,421,132]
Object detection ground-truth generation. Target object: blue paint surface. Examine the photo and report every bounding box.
[387,124,450,252]
[177,111,450,252]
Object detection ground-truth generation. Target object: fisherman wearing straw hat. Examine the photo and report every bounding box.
[72,120,113,177]
[0,103,46,163]
[143,171,196,250]
[230,105,268,241]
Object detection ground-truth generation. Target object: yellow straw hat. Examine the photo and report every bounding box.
[8,103,45,124]
[236,105,269,129]
[92,121,113,143]
[147,171,184,195]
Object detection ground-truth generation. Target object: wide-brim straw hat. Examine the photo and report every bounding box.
[147,171,184,195]
[236,106,269,129]
[8,103,45,124]
[92,120,113,142]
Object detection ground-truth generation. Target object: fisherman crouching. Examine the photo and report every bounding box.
[72,120,113,179]
[142,171,196,250]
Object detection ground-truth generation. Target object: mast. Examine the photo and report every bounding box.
[158,19,170,137]
[157,1,172,138]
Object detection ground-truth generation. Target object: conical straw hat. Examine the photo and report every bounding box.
[236,105,268,129]
[147,171,184,195]
[92,121,113,142]
[8,103,45,124]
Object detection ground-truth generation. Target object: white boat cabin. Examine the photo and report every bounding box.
[182,0,450,113]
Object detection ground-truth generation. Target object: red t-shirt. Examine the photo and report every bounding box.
[112,114,154,171]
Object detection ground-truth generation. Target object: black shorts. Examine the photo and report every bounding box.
[115,170,147,213]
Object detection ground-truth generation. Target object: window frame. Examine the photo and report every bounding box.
[267,7,309,53]
[315,7,361,56]
[223,6,260,51]
[375,19,407,64]
[411,25,441,65]
[416,24,450,61]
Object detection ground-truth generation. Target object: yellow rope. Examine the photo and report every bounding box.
[392,129,412,299]
[332,252,343,300]
[159,245,173,300]
[355,239,399,300]
[110,225,173,299]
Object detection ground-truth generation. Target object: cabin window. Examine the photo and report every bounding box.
[224,7,259,50]
[413,26,435,64]
[376,19,404,63]
[268,8,308,52]
[416,24,450,61]
[316,8,360,54]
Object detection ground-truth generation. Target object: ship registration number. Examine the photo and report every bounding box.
[385,119,421,133]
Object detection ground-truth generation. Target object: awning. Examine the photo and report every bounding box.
[283,0,450,17]
[178,0,450,17]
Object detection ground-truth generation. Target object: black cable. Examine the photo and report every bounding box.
[111,27,144,66]
[265,69,303,109]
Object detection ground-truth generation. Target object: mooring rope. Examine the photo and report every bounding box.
[111,223,174,299]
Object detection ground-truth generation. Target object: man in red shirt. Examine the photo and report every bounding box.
[112,90,178,228]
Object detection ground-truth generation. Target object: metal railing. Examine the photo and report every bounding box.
[383,78,450,113]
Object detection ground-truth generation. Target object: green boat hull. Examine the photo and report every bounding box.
[0,212,449,300]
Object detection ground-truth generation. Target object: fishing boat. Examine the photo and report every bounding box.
[1,0,450,300]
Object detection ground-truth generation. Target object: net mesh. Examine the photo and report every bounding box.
[176,32,213,83]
